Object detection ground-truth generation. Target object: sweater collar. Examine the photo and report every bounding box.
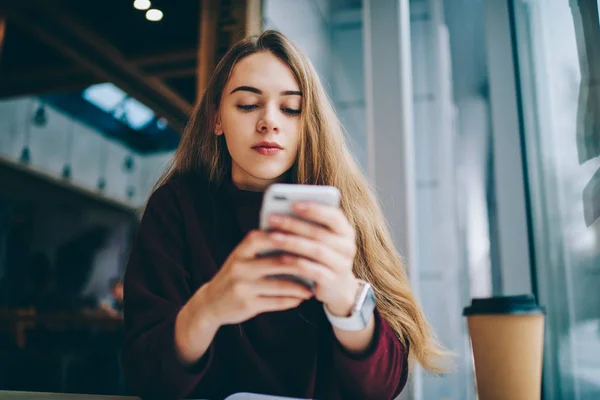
[219,174,265,207]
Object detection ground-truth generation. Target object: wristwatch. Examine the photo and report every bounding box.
[324,280,376,331]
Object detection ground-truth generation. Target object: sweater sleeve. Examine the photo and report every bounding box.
[331,309,409,400]
[122,183,212,400]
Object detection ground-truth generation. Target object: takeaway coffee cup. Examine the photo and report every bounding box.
[463,295,545,400]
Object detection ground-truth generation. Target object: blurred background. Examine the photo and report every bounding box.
[0,0,598,399]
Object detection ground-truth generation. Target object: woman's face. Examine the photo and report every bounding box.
[217,52,302,191]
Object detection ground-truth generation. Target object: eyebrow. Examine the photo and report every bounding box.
[230,86,302,96]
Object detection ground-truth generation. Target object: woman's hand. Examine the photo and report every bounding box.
[175,230,313,364]
[267,201,360,317]
[203,230,316,325]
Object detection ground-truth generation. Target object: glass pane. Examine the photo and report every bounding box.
[410,0,488,398]
[512,0,600,399]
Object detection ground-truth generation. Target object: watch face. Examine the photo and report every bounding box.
[359,286,377,325]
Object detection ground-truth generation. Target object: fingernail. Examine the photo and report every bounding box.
[269,214,282,224]
[294,202,308,211]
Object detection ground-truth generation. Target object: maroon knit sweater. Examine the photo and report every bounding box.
[122,171,409,400]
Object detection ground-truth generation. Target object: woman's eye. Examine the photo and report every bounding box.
[282,108,301,116]
[237,104,258,112]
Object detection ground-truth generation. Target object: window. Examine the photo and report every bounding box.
[512,0,600,398]
[82,83,155,131]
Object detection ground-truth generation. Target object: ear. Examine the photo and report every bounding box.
[213,113,223,136]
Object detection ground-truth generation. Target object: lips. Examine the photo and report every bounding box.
[252,141,283,156]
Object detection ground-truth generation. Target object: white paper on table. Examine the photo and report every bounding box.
[192,394,310,400]
[227,394,308,400]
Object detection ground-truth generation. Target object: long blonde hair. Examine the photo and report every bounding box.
[157,30,446,372]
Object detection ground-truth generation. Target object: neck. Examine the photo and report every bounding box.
[231,170,289,192]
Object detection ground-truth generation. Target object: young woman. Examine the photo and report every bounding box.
[123,30,444,400]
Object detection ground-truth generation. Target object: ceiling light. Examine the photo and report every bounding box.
[156,117,168,130]
[133,0,151,10]
[146,9,163,22]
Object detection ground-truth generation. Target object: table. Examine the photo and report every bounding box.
[0,391,136,399]
[0,392,306,400]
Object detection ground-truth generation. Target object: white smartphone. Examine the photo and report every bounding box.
[258,183,341,290]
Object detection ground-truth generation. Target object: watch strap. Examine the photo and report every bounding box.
[324,280,376,331]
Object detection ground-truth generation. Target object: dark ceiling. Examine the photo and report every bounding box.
[0,0,247,154]
[68,1,199,56]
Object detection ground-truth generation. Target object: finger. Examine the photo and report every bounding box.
[292,202,354,237]
[253,279,313,299]
[269,232,348,271]
[253,297,304,314]
[240,257,311,280]
[267,214,353,257]
[235,230,278,260]
[280,254,336,287]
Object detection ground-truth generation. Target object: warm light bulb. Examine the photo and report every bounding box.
[133,0,151,10]
[146,9,163,21]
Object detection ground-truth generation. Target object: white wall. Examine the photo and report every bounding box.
[410,0,474,398]
[443,0,495,299]
[0,97,173,208]
[331,9,367,170]
[263,0,332,85]
[262,0,368,172]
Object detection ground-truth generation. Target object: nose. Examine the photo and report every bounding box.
[256,105,280,134]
